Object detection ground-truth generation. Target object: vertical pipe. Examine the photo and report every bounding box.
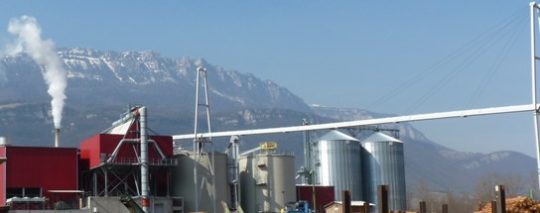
[229,136,241,210]
[496,185,506,213]
[378,185,388,213]
[234,137,240,208]
[311,178,316,213]
[531,2,540,191]
[54,128,60,147]
[302,119,310,184]
[140,107,149,213]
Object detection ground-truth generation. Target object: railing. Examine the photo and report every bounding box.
[107,157,177,166]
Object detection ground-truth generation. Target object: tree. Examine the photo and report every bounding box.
[474,172,527,209]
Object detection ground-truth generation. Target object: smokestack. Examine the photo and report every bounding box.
[54,128,60,147]
[7,16,68,130]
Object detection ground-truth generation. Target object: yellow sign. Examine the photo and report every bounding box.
[260,141,278,150]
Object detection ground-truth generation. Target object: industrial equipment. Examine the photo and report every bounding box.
[284,201,311,213]
[239,142,296,213]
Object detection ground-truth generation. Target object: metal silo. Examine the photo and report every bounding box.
[313,130,363,200]
[171,151,230,213]
[239,150,296,213]
[362,132,406,211]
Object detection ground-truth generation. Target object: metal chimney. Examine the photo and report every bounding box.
[139,107,149,213]
[54,128,60,147]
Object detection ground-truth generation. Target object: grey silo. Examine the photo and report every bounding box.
[313,130,363,200]
[171,151,230,213]
[362,132,407,211]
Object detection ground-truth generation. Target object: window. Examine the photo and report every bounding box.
[6,187,41,198]
[24,188,41,197]
[6,188,22,198]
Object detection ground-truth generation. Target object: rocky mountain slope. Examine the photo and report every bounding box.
[0,48,309,112]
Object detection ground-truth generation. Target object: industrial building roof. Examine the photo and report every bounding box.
[316,130,360,142]
[105,118,134,135]
[362,132,402,143]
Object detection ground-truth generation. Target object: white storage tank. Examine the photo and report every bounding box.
[362,132,406,211]
[171,151,230,213]
[239,143,296,213]
[313,130,363,200]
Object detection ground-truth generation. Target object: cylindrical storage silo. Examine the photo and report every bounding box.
[239,153,296,213]
[313,130,363,200]
[171,151,230,213]
[362,132,406,211]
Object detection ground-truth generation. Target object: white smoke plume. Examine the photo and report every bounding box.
[6,16,67,128]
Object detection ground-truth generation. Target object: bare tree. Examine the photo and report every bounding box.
[409,180,476,213]
[474,172,528,209]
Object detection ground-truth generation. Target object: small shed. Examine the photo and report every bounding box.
[324,201,374,213]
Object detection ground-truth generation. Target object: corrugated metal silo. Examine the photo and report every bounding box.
[313,130,363,200]
[362,132,406,211]
[171,151,230,213]
[239,153,296,213]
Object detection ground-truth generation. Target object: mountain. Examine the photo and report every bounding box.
[0,48,535,196]
[0,48,310,112]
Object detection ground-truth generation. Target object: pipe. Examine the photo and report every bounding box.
[54,128,60,147]
[227,136,241,209]
[173,104,537,140]
[139,107,149,212]
[302,119,310,184]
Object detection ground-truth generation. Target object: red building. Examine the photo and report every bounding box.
[79,132,175,198]
[296,185,335,212]
[80,134,173,169]
[0,145,79,209]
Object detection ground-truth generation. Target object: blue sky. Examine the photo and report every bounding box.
[0,1,538,156]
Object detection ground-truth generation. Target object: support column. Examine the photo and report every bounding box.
[378,185,388,213]
[302,119,311,184]
[530,1,540,191]
[104,168,108,197]
[342,190,351,213]
[496,185,506,213]
[93,172,97,196]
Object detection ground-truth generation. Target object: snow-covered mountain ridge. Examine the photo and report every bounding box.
[0,48,309,112]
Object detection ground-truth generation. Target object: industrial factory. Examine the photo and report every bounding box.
[0,65,407,213]
[0,106,407,213]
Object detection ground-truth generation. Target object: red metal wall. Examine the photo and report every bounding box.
[0,145,78,207]
[80,134,173,169]
[0,147,6,206]
[296,185,335,212]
